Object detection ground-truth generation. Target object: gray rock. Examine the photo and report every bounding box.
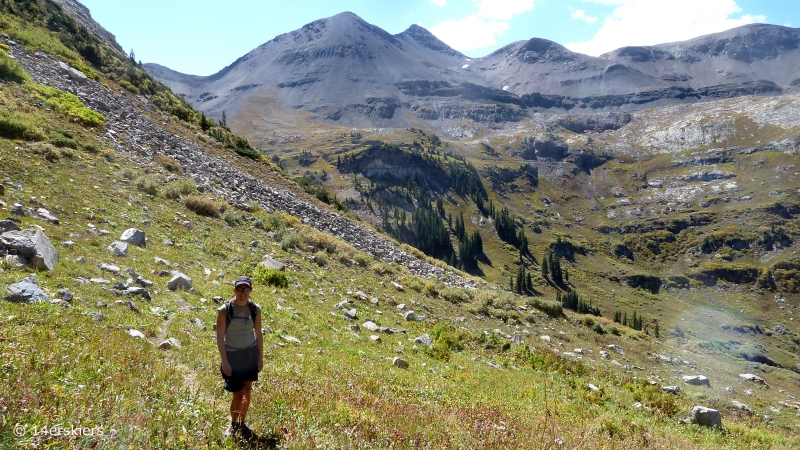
[154,257,170,266]
[10,203,26,216]
[36,208,59,224]
[607,344,625,355]
[74,256,86,263]
[633,402,644,408]
[739,373,767,384]
[113,281,130,290]
[167,273,192,291]
[392,357,409,369]
[683,375,711,387]
[119,228,146,247]
[344,308,358,320]
[56,288,73,302]
[5,254,27,267]
[159,338,181,349]
[362,321,380,332]
[190,318,206,330]
[89,278,110,284]
[663,385,681,394]
[404,311,416,321]
[0,229,59,271]
[282,335,301,345]
[127,329,146,339]
[259,255,285,271]
[731,400,750,411]
[510,333,523,344]
[350,323,360,332]
[414,334,433,346]
[61,241,75,249]
[0,220,21,233]
[370,335,381,343]
[125,287,151,300]
[690,406,722,429]
[108,241,128,256]
[85,312,104,322]
[5,277,48,303]
[487,361,502,370]
[99,263,121,274]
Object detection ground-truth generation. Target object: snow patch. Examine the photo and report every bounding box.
[462,64,469,69]
[503,86,509,91]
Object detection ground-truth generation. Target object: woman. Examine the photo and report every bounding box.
[216,275,264,438]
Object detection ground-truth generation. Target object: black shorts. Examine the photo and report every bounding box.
[220,345,259,392]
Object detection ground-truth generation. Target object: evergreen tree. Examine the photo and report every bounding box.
[542,255,549,279]
[654,320,660,338]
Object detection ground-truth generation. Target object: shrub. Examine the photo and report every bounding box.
[0,112,46,141]
[312,251,328,267]
[583,315,596,327]
[163,178,197,200]
[606,325,620,336]
[26,82,104,127]
[280,233,298,251]
[591,322,606,334]
[441,288,472,304]
[154,154,183,173]
[426,323,467,362]
[0,53,28,83]
[299,227,346,254]
[252,265,289,288]
[183,195,220,216]
[29,142,66,162]
[526,298,563,317]
[222,209,243,226]
[134,174,162,196]
[47,130,80,149]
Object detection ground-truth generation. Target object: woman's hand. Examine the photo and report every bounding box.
[257,356,264,373]
[221,361,232,377]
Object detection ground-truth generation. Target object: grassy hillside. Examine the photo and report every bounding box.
[0,2,799,449]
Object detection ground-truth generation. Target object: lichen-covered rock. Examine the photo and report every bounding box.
[690,406,722,429]
[0,229,59,271]
[119,228,146,247]
[5,277,48,303]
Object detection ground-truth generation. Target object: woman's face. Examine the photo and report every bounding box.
[234,285,252,300]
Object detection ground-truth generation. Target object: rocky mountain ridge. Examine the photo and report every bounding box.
[139,14,800,129]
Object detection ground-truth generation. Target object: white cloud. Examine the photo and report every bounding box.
[430,0,447,7]
[429,0,534,52]
[566,0,766,56]
[571,9,598,24]
[430,15,509,51]
[477,0,535,21]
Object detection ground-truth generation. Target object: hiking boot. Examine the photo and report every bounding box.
[225,421,240,437]
[237,422,254,439]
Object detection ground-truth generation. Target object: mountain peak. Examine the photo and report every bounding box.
[399,24,463,57]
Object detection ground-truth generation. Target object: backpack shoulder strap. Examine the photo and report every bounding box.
[225,299,234,330]
[248,300,258,329]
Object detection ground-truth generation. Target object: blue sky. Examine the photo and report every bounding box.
[79,0,798,76]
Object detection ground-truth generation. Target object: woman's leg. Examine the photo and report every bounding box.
[230,389,244,423]
[238,381,254,422]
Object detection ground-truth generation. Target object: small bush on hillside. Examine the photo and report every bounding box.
[163,178,197,199]
[0,53,28,83]
[184,195,220,216]
[29,142,71,161]
[526,298,563,318]
[134,174,162,196]
[252,265,289,288]
[299,227,346,254]
[312,251,328,267]
[0,112,46,141]
[606,325,620,336]
[154,154,183,173]
[425,323,467,362]
[223,210,243,226]
[583,315,596,327]
[26,83,104,127]
[47,130,80,149]
[441,288,472,304]
[280,233,298,251]
[591,322,606,334]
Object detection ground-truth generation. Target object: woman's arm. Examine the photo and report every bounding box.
[216,310,232,376]
[254,312,264,372]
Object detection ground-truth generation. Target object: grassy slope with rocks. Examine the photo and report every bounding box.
[0,2,799,449]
